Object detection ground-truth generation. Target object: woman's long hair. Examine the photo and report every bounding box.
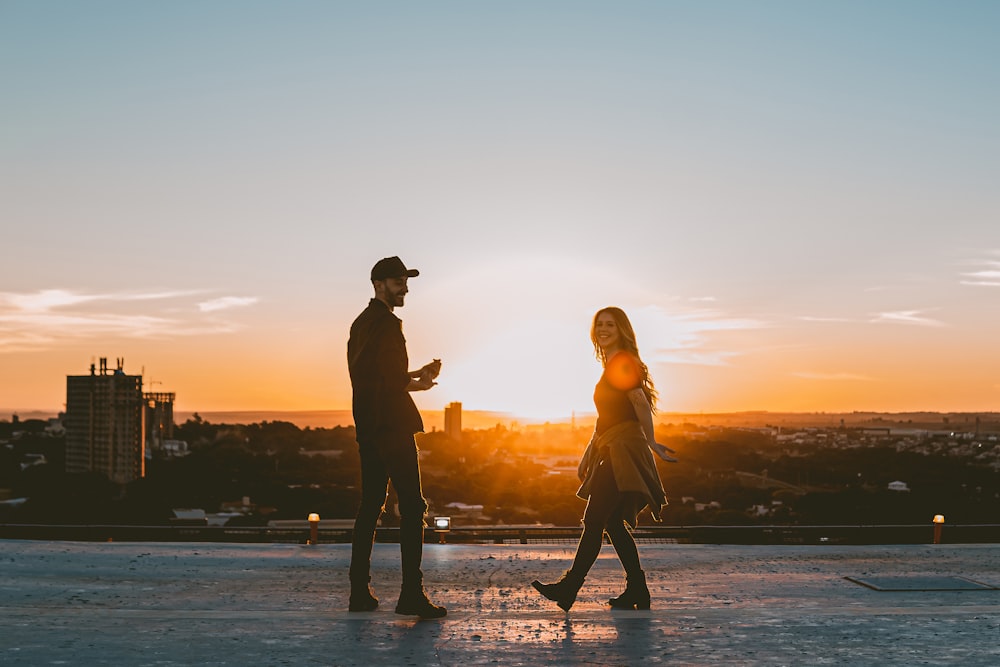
[590,307,658,412]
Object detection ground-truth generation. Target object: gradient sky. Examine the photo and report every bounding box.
[2,1,999,420]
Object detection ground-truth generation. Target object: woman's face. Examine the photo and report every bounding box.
[593,311,620,352]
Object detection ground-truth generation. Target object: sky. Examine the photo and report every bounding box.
[2,1,999,421]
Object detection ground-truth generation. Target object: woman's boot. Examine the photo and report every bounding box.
[608,570,650,610]
[531,571,585,611]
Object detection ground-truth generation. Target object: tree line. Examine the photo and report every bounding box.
[1,416,997,526]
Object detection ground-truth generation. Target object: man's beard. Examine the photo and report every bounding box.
[388,290,406,307]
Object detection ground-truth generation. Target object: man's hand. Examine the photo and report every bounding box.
[408,359,441,391]
[409,376,436,391]
[418,359,442,381]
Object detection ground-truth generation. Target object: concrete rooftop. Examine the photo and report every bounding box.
[1,539,998,666]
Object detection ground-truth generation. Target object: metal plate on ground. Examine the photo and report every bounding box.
[845,575,997,591]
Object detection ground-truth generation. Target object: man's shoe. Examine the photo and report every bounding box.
[349,590,379,612]
[348,579,379,612]
[395,589,447,619]
[531,571,584,612]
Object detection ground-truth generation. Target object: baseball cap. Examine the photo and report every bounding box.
[371,256,420,281]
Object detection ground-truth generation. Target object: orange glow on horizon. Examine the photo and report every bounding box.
[3,298,1000,419]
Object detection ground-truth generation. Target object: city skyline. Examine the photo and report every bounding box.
[3,2,999,419]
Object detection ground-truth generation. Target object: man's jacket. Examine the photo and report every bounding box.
[348,298,423,441]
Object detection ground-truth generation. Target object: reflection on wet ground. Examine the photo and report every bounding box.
[0,541,998,666]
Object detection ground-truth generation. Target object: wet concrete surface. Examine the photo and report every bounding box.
[1,540,998,665]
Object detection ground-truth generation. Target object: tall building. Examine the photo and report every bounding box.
[65,358,145,484]
[444,401,462,441]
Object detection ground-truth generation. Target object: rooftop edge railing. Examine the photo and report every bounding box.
[2,523,999,545]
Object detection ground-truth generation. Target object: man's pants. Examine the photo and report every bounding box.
[350,432,428,589]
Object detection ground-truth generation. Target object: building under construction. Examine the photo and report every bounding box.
[144,391,175,451]
[65,358,145,484]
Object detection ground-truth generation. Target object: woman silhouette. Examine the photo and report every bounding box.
[532,307,675,611]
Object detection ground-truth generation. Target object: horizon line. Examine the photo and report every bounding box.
[4,406,1000,421]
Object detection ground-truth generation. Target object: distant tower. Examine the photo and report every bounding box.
[444,401,462,441]
[144,391,176,452]
[65,357,145,484]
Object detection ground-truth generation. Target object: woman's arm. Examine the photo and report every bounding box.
[626,388,656,445]
[627,388,677,463]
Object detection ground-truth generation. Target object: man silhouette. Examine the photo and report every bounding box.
[347,256,445,618]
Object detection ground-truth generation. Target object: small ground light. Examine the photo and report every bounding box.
[308,513,320,545]
[933,514,945,544]
[434,516,451,544]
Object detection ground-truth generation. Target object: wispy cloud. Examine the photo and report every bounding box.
[959,255,1000,287]
[198,296,259,312]
[0,331,59,354]
[0,288,256,353]
[959,268,1000,287]
[632,305,765,366]
[0,288,203,312]
[869,310,946,327]
[792,372,874,381]
[3,289,103,312]
[797,315,852,323]
[964,270,1000,280]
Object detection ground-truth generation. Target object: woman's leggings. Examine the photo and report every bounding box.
[568,456,642,580]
